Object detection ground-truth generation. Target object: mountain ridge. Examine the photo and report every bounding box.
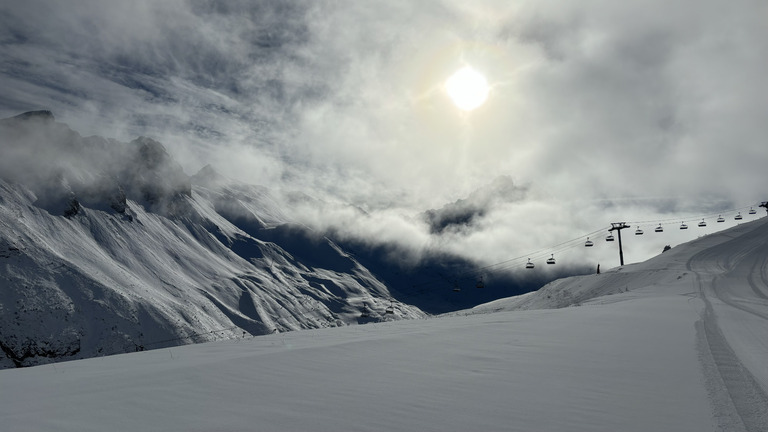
[0,110,572,368]
[0,111,430,368]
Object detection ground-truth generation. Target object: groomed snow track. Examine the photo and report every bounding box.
[687,221,768,431]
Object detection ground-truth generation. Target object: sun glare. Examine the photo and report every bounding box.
[445,66,489,111]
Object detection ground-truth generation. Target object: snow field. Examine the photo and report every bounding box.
[0,294,714,432]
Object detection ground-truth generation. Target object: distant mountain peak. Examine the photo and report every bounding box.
[132,136,171,169]
[12,110,55,122]
[191,164,226,187]
[124,137,192,204]
[197,164,217,176]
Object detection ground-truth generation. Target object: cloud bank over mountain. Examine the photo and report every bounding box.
[1,0,766,269]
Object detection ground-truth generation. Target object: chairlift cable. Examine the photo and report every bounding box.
[412,200,764,291]
[626,203,761,226]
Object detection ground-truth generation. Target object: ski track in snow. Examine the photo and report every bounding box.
[686,222,768,431]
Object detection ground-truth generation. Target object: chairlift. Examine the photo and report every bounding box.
[680,222,688,230]
[635,226,644,235]
[546,254,556,265]
[606,233,615,242]
[385,302,395,314]
[525,258,535,269]
[749,207,757,215]
[716,215,725,223]
[585,238,594,247]
[698,219,707,227]
[475,277,485,289]
[735,213,743,220]
[655,224,663,233]
[452,282,461,292]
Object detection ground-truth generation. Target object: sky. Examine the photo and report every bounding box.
[1,0,767,270]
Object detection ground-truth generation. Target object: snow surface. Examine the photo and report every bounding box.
[2,216,767,431]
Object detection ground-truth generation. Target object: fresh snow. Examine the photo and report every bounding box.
[2,216,767,431]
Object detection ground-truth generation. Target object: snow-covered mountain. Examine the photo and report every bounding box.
[1,204,765,431]
[0,111,431,368]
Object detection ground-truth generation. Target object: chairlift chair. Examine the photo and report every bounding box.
[749,207,757,215]
[717,215,725,223]
[635,226,644,235]
[525,258,535,269]
[698,219,707,227]
[475,277,485,289]
[680,222,688,230]
[735,213,743,220]
[585,238,594,247]
[453,282,461,292]
[546,254,556,265]
[655,224,663,233]
[606,233,615,242]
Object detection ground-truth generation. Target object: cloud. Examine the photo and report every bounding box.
[1,0,766,270]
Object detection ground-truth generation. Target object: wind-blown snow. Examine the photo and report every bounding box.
[2,216,766,431]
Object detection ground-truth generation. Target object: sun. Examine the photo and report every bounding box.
[445,66,489,111]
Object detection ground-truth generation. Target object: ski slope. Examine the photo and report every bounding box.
[1,218,767,431]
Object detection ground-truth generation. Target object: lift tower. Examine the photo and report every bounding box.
[609,222,631,266]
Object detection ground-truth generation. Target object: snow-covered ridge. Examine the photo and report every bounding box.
[0,112,426,368]
[466,215,768,314]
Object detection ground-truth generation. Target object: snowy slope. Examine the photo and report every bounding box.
[0,112,426,368]
[1,213,766,431]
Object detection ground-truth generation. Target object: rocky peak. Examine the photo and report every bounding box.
[0,112,192,216]
[195,164,218,178]
[191,164,227,188]
[133,137,171,170]
[124,137,192,207]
